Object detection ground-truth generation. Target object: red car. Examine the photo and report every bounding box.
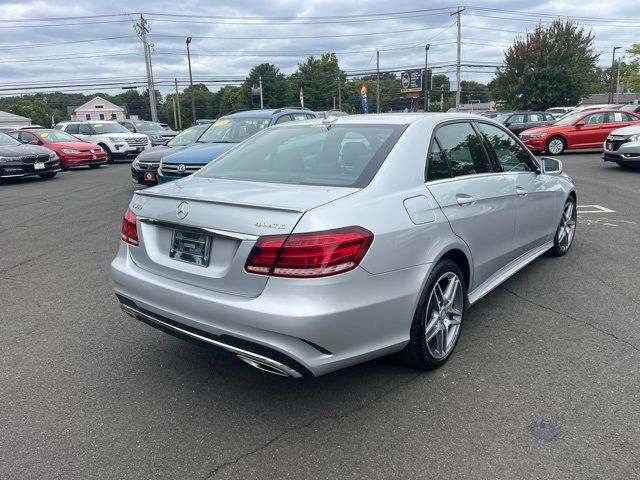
[519,109,640,155]
[7,128,107,169]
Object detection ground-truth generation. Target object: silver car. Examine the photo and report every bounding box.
[111,113,577,378]
[603,124,640,168]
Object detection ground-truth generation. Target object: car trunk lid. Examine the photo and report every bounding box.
[127,177,358,297]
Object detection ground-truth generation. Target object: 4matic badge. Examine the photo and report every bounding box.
[254,221,286,230]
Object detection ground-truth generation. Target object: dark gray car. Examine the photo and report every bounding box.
[0,132,60,179]
[131,125,209,185]
[497,112,557,135]
[120,120,178,146]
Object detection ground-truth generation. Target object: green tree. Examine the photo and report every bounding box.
[239,63,289,109]
[460,80,489,103]
[491,20,599,109]
[626,44,640,94]
[217,86,243,116]
[289,53,344,110]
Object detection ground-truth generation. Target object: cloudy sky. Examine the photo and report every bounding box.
[1,0,639,97]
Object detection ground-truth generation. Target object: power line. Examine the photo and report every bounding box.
[149,26,444,41]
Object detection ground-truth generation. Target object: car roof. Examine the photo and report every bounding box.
[222,108,316,119]
[274,112,491,126]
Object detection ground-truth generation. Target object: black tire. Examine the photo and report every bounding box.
[545,136,566,155]
[89,164,101,169]
[549,195,577,257]
[38,172,57,179]
[100,145,114,164]
[400,258,466,370]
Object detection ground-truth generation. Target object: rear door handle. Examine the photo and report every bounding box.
[456,193,476,206]
[516,187,528,197]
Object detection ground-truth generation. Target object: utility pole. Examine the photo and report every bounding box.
[172,97,178,129]
[338,76,342,110]
[136,15,158,121]
[608,46,621,103]
[451,7,465,111]
[376,49,380,113]
[174,78,182,129]
[424,44,430,112]
[615,57,622,103]
[186,37,196,125]
[259,76,264,109]
[440,86,444,112]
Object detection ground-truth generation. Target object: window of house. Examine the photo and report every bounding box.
[95,105,104,109]
[85,114,91,120]
[111,113,117,120]
[99,113,105,120]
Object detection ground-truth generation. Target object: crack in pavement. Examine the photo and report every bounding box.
[501,286,640,353]
[203,373,421,479]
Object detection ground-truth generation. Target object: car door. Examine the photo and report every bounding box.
[19,132,40,145]
[426,121,518,290]
[605,112,635,136]
[76,123,93,141]
[572,112,607,148]
[476,122,562,256]
[504,113,526,134]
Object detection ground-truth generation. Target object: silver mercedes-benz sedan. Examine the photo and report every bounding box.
[111,113,576,378]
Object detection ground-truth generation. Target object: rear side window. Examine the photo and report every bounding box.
[508,114,525,124]
[477,123,532,172]
[197,124,405,188]
[434,122,493,177]
[528,113,543,122]
[275,115,292,124]
[426,142,452,181]
[65,124,79,134]
[544,113,555,121]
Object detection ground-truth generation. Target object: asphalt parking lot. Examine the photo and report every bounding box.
[1,153,639,480]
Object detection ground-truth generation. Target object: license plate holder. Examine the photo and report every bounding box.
[170,229,211,267]
[34,162,45,170]
[137,146,145,152]
[606,142,613,151]
[143,172,156,181]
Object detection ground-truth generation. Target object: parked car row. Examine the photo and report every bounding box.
[131,107,319,186]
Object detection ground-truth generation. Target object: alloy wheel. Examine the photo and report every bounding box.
[424,272,464,360]
[547,138,564,155]
[557,201,576,252]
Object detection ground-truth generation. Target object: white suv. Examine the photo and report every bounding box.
[56,121,150,163]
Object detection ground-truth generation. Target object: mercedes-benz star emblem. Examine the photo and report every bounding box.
[176,201,189,220]
[177,164,186,174]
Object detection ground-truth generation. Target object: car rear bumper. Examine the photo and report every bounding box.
[111,242,428,377]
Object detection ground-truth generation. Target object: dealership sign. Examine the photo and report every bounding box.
[400,70,423,93]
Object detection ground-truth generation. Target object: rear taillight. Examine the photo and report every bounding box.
[245,226,373,278]
[121,208,139,246]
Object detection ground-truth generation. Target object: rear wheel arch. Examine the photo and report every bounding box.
[440,248,471,294]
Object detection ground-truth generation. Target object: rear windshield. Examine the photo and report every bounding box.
[196,123,406,187]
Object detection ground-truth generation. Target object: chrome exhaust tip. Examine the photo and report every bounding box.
[236,355,291,377]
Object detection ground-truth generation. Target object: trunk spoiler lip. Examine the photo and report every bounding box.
[134,189,306,213]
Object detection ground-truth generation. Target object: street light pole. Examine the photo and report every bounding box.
[424,44,430,112]
[186,37,196,125]
[609,46,621,103]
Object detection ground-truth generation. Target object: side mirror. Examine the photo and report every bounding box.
[28,139,40,145]
[540,157,563,174]
[575,121,585,127]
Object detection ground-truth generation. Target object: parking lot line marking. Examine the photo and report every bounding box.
[577,205,615,214]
